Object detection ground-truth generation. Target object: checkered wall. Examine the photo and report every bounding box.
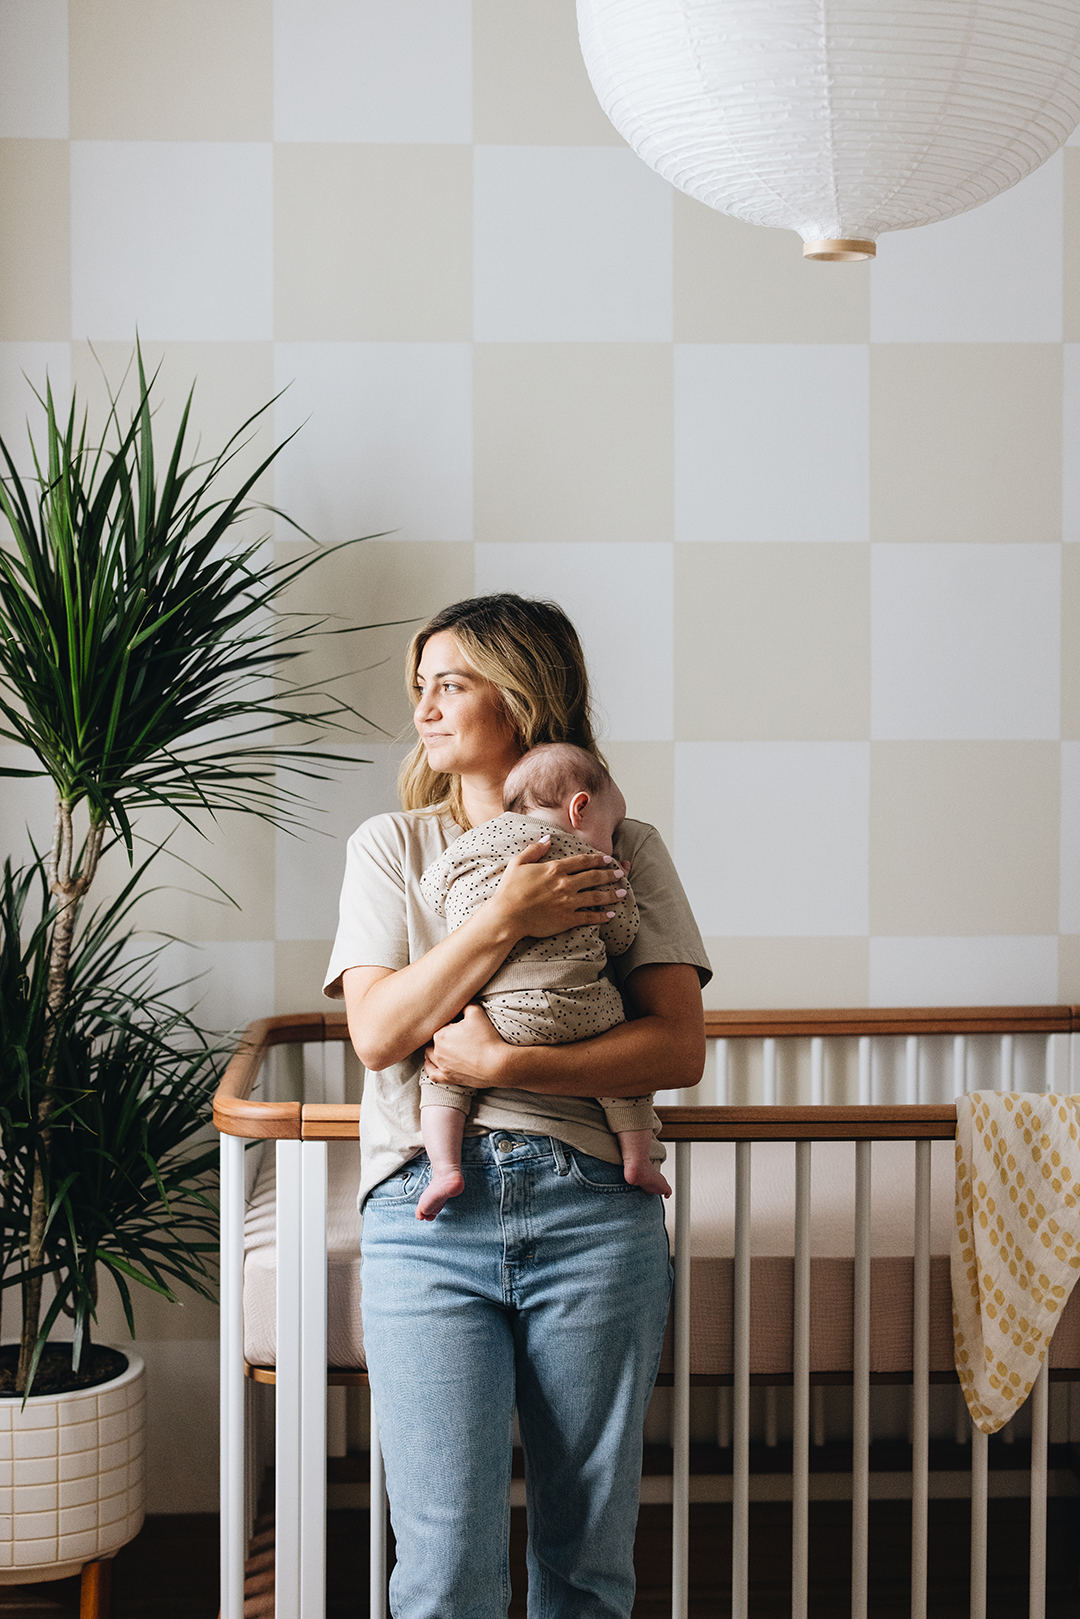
[4,0,1080,1512]
[5,0,1080,1026]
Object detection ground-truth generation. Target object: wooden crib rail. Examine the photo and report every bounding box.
[210,1005,1080,1140]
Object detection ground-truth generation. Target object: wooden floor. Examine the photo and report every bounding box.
[0,1501,1075,1617]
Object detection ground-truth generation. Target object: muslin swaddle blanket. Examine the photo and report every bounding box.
[952,1092,1080,1433]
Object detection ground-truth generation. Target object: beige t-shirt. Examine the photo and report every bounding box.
[323,809,712,1205]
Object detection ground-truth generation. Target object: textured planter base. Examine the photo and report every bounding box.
[0,1346,145,1583]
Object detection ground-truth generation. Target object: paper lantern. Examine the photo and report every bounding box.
[577,1,1080,259]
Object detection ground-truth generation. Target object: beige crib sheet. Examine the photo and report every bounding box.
[242,1138,1080,1377]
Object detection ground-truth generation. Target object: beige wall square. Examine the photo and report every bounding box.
[870,742,1059,936]
[674,544,870,740]
[97,1268,219,1342]
[0,140,69,339]
[275,145,472,341]
[1065,151,1080,343]
[602,742,674,849]
[674,195,870,344]
[1061,545,1080,738]
[870,346,1061,544]
[475,345,672,544]
[1058,936,1080,1003]
[275,538,476,740]
[69,0,272,140]
[276,939,336,1014]
[473,0,621,145]
[702,937,869,1009]
[71,341,275,508]
[93,809,276,943]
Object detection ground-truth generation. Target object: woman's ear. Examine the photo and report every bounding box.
[568,791,591,829]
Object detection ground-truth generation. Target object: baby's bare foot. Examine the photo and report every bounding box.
[623,1160,672,1198]
[416,1168,466,1221]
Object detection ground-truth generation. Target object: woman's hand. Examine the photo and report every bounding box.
[487,838,627,942]
[424,1005,508,1090]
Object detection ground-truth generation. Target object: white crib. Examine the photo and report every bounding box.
[214,1006,1080,1619]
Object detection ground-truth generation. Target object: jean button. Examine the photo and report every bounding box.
[497,1139,513,1153]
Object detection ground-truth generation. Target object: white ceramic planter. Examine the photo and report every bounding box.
[0,1347,145,1584]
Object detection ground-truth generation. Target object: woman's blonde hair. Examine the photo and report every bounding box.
[399,594,604,829]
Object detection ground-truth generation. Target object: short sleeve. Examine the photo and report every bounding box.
[609,822,712,990]
[323,816,412,999]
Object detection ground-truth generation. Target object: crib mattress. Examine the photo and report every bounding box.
[242,1139,1080,1377]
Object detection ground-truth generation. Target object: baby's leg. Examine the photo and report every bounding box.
[615,1129,672,1198]
[417,1104,468,1221]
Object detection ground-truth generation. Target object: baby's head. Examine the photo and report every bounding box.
[502,743,625,857]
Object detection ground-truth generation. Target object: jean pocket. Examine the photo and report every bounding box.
[566,1150,635,1193]
[365,1158,428,1206]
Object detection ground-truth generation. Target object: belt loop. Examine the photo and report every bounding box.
[550,1137,570,1176]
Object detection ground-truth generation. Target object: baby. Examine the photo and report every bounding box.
[416,742,671,1220]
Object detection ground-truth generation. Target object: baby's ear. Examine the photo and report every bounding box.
[567,790,590,828]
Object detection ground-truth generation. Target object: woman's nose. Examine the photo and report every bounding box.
[415,689,438,721]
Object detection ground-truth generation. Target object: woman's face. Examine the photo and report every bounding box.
[413,631,520,781]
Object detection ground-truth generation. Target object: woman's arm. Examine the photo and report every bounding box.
[422,962,705,1098]
[342,841,628,1070]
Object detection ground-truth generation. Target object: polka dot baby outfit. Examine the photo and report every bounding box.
[418,812,653,1136]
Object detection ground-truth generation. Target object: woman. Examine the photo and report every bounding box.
[324,594,710,1619]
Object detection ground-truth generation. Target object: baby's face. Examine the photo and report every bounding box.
[569,784,626,857]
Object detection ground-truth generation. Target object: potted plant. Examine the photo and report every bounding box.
[0,354,372,1595]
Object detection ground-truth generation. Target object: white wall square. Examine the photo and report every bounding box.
[276,744,410,941]
[71,142,273,340]
[274,0,471,142]
[674,346,869,544]
[871,545,1061,740]
[868,936,1058,1007]
[0,1,67,137]
[870,156,1064,343]
[474,147,672,341]
[1059,743,1080,932]
[273,343,472,543]
[474,542,674,741]
[674,742,870,936]
[154,941,274,1034]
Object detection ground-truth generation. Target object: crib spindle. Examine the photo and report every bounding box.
[219,1133,246,1619]
[953,1035,966,1099]
[858,1037,872,1105]
[970,1427,988,1619]
[1029,1364,1049,1619]
[852,1141,872,1619]
[905,1036,919,1106]
[733,1141,752,1619]
[810,1038,824,1106]
[911,1140,931,1619]
[672,1140,692,1619]
[1000,1033,1014,1092]
[791,1141,811,1619]
[370,1403,387,1619]
[763,1039,777,1106]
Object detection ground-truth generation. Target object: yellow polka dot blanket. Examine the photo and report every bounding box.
[952,1092,1080,1434]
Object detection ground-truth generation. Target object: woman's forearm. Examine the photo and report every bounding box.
[344,906,520,1069]
[497,1006,703,1096]
[424,963,706,1098]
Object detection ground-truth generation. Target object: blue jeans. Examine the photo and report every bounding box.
[360,1132,672,1619]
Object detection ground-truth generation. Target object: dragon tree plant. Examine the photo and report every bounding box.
[0,351,378,1392]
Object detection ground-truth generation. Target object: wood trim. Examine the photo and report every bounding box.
[213,1008,1074,1141]
[655,1105,957,1142]
[244,1361,368,1387]
[703,1007,1079,1039]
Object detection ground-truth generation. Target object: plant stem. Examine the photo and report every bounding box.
[16,800,105,1392]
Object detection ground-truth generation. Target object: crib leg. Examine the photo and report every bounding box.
[80,1558,112,1619]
